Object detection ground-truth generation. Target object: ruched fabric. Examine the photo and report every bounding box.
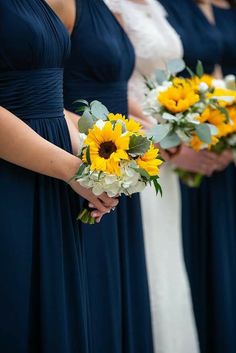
[64,1,154,353]
[0,1,90,353]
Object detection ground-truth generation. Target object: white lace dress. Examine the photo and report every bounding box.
[104,1,200,352]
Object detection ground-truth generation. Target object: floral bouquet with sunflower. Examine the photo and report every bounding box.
[175,75,236,187]
[143,59,235,187]
[74,100,163,224]
[143,59,226,149]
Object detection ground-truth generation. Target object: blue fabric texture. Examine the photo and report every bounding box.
[64,1,154,353]
[0,1,91,352]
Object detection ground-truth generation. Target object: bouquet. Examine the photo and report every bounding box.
[74,100,163,224]
[143,59,235,187]
[176,75,236,187]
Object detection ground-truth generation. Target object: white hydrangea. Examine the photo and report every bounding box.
[143,81,173,117]
[76,161,146,197]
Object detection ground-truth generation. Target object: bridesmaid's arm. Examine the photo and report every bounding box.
[0,106,118,220]
[64,109,80,155]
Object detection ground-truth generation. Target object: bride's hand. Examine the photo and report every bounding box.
[69,179,119,223]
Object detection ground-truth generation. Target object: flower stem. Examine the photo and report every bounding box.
[77,208,96,225]
[175,169,203,188]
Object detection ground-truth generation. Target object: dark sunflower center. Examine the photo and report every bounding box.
[99,141,117,159]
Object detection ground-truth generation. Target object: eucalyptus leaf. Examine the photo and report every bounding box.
[167,58,185,75]
[207,123,218,136]
[160,132,181,149]
[195,124,212,144]
[128,135,151,156]
[74,99,89,106]
[196,60,204,78]
[155,69,168,85]
[90,100,109,120]
[147,124,171,143]
[78,110,95,134]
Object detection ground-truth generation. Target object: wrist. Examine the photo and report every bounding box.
[57,152,82,183]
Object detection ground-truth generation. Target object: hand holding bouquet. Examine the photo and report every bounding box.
[143,59,235,187]
[74,100,163,224]
[175,74,236,186]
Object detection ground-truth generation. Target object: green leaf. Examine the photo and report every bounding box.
[160,133,181,149]
[78,109,95,134]
[196,60,204,78]
[155,69,168,84]
[74,99,89,114]
[152,178,162,196]
[75,106,89,113]
[167,59,185,75]
[90,100,109,120]
[195,124,212,144]
[216,105,230,122]
[86,146,91,165]
[137,168,151,180]
[147,124,171,143]
[75,163,87,179]
[128,135,151,156]
[74,99,89,106]
[186,66,195,78]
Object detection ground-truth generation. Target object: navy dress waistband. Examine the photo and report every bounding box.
[0,68,64,120]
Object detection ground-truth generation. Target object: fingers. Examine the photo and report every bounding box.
[89,196,111,214]
[215,150,233,171]
[98,193,119,208]
[91,210,105,223]
[200,150,219,162]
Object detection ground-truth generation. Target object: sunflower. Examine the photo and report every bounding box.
[83,121,130,176]
[136,143,162,176]
[158,80,200,113]
[197,108,232,138]
[108,113,143,134]
[189,74,214,90]
[190,134,219,152]
[228,106,236,132]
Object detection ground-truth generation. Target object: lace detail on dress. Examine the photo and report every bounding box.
[120,0,183,102]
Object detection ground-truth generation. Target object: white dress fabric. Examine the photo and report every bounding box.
[104,1,200,352]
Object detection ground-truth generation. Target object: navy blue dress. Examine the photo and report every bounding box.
[0,1,90,352]
[159,1,236,352]
[64,1,154,353]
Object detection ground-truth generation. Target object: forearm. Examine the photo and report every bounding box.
[0,106,80,181]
